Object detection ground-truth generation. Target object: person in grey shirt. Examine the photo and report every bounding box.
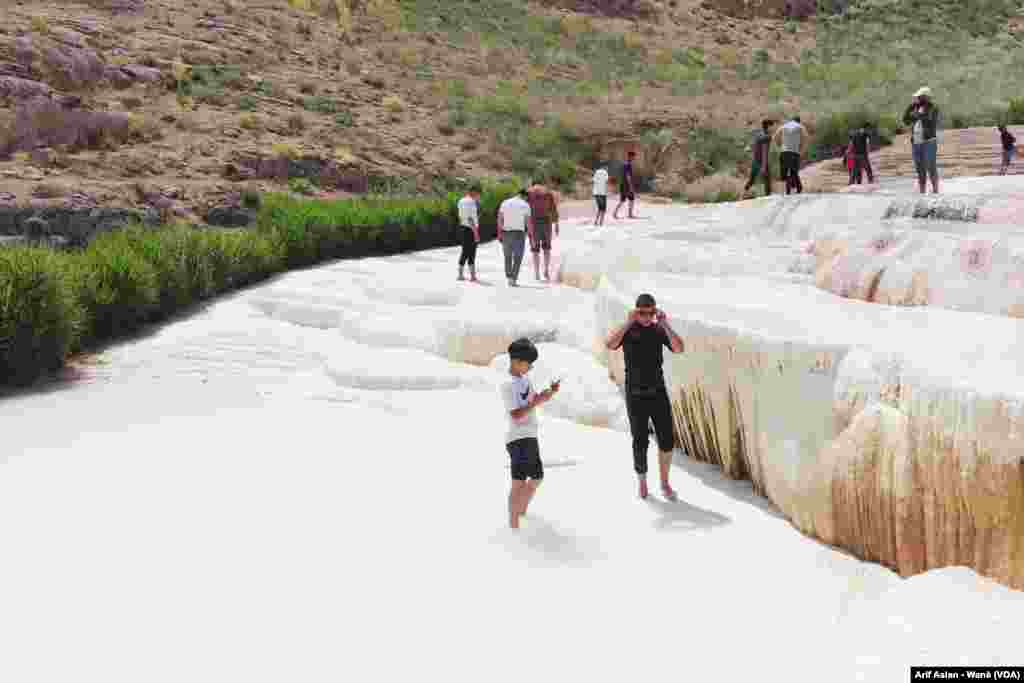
[772,116,808,195]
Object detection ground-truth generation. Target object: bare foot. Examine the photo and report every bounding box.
[661,484,678,501]
[638,479,649,499]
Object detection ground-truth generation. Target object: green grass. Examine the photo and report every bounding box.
[0,182,518,388]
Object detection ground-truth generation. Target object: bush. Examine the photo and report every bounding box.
[289,177,318,195]
[0,248,82,386]
[684,173,744,204]
[0,182,517,387]
[304,96,339,114]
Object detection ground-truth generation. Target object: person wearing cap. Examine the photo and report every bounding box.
[496,188,533,287]
[903,86,941,194]
[998,125,1017,176]
[604,293,685,501]
[502,338,559,529]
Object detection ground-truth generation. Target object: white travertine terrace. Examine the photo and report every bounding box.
[577,190,1024,589]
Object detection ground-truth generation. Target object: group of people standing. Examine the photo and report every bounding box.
[455,150,642,287]
[744,115,809,197]
[455,180,561,286]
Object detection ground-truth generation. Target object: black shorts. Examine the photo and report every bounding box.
[780,151,801,178]
[620,189,635,201]
[507,437,543,480]
[594,195,607,212]
[530,217,552,253]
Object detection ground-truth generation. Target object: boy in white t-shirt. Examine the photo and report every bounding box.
[501,338,559,528]
[592,165,609,226]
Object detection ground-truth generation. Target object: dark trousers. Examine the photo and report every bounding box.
[624,389,676,476]
[852,154,874,184]
[780,151,802,194]
[458,226,477,267]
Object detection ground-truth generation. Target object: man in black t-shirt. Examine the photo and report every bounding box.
[849,127,874,184]
[612,150,638,220]
[605,293,686,501]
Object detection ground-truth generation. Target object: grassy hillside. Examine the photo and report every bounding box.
[1,0,1023,212]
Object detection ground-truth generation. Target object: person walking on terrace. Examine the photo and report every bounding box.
[592,164,609,226]
[998,125,1017,176]
[744,119,774,197]
[526,178,560,282]
[849,126,874,185]
[497,188,532,287]
[605,293,685,501]
[612,150,639,220]
[903,87,941,194]
[456,184,481,282]
[772,115,808,194]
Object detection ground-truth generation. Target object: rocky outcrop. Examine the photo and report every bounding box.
[2,97,131,157]
[226,153,370,193]
[0,205,160,247]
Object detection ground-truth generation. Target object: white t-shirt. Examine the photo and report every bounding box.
[780,121,804,153]
[499,196,531,232]
[592,168,609,196]
[502,374,538,444]
[457,196,478,229]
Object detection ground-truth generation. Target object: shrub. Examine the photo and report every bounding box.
[242,190,262,209]
[31,16,51,34]
[72,232,161,343]
[304,96,339,114]
[287,112,306,134]
[272,142,301,159]
[289,177,318,195]
[239,113,261,130]
[334,110,354,127]
[684,173,744,204]
[239,95,258,111]
[0,248,82,386]
[1007,98,1024,125]
[382,95,404,112]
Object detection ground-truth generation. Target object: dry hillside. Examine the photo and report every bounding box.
[1,0,1022,221]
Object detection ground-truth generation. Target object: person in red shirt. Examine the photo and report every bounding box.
[526,179,559,282]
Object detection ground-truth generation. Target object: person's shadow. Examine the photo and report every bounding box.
[509,515,607,567]
[645,496,731,533]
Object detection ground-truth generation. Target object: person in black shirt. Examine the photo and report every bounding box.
[605,293,685,501]
[612,150,638,220]
[998,125,1016,175]
[849,127,874,184]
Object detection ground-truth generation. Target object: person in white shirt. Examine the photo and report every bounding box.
[592,165,609,226]
[496,189,532,287]
[456,184,481,282]
[771,116,809,195]
[501,338,559,528]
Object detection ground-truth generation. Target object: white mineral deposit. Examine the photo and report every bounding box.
[2,182,1022,682]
